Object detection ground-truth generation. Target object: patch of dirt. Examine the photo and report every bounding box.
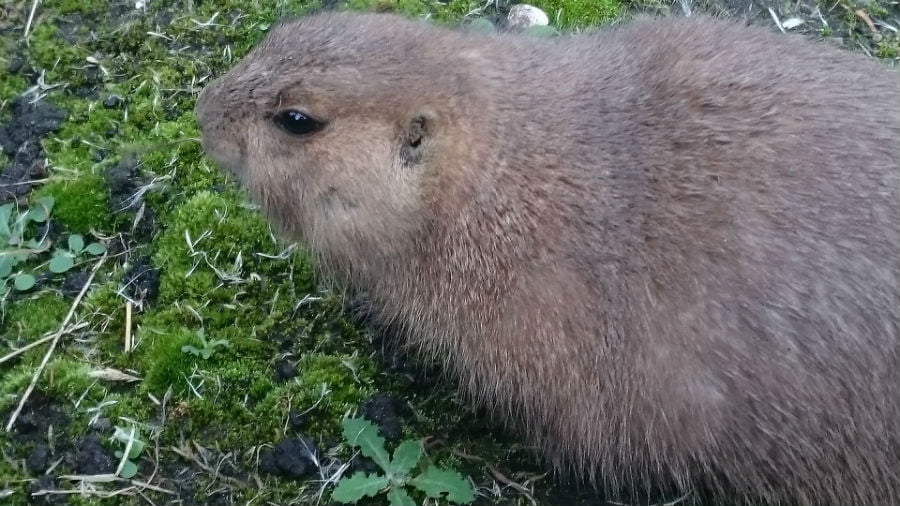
[0,93,68,203]
[121,255,161,305]
[287,409,307,430]
[25,443,50,474]
[258,436,320,479]
[351,292,445,383]
[4,391,69,444]
[6,54,38,82]
[26,474,62,506]
[105,154,160,242]
[0,393,108,505]
[61,270,91,297]
[104,154,143,212]
[72,433,116,475]
[349,454,381,474]
[359,392,406,443]
[272,358,298,382]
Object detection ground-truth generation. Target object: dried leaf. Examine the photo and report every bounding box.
[88,368,142,383]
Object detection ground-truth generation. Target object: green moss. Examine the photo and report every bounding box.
[528,0,623,28]
[45,100,121,156]
[876,39,899,59]
[105,392,156,433]
[161,352,379,449]
[45,357,104,403]
[81,280,127,351]
[32,172,115,234]
[298,353,377,413]
[53,0,109,15]
[0,363,36,412]
[0,40,27,123]
[2,294,70,340]
[139,326,199,396]
[184,363,292,444]
[0,74,27,109]
[152,190,280,302]
[26,24,91,86]
[341,0,484,21]
[0,443,22,485]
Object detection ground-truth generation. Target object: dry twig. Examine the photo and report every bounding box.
[0,322,88,365]
[23,0,41,40]
[5,255,106,432]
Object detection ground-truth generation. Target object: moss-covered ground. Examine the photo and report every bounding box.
[0,0,897,505]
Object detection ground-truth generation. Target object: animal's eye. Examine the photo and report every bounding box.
[273,109,324,136]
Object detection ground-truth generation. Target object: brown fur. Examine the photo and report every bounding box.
[194,11,900,505]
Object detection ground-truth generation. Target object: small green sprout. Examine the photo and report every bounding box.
[181,328,231,359]
[0,196,54,294]
[112,425,146,479]
[332,417,476,506]
[0,196,108,295]
[48,233,107,274]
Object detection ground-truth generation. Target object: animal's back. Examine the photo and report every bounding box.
[472,15,900,505]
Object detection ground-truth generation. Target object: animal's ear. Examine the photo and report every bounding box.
[400,109,438,167]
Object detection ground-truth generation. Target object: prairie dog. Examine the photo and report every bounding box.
[195,11,900,505]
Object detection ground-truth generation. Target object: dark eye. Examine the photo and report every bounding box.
[273,109,324,136]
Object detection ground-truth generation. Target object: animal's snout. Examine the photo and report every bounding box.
[193,79,246,177]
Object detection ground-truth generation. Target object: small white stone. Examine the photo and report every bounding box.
[781,17,805,30]
[507,4,550,29]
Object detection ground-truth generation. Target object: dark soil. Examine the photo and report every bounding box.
[26,475,62,506]
[359,392,405,442]
[104,153,160,243]
[121,255,161,305]
[349,454,381,474]
[73,433,116,475]
[61,270,91,298]
[104,154,143,212]
[273,359,298,381]
[258,437,320,480]
[25,444,49,474]
[0,94,68,203]
[287,409,307,430]
[4,392,69,444]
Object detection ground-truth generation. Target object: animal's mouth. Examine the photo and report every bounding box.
[197,133,245,179]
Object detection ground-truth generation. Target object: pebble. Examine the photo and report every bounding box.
[507,4,549,29]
